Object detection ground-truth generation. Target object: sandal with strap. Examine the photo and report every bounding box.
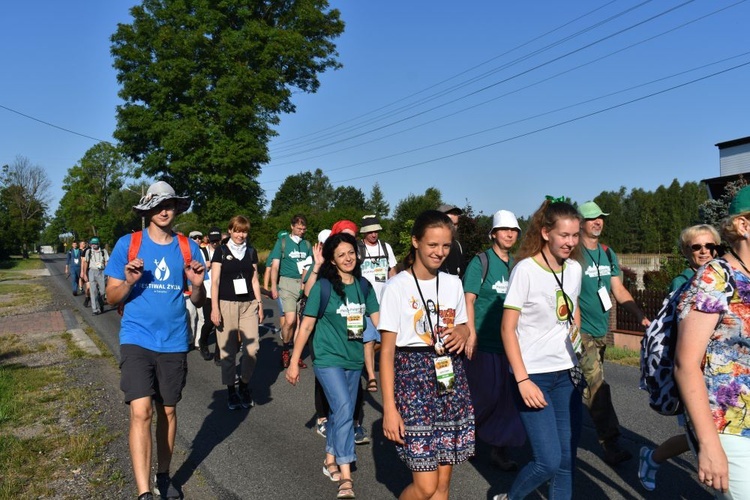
[366,378,378,392]
[337,478,355,499]
[323,461,341,482]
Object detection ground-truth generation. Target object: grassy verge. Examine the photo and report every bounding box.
[604,345,641,367]
[0,255,45,283]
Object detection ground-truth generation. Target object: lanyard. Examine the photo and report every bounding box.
[411,267,440,346]
[729,248,750,275]
[345,278,363,306]
[540,252,573,326]
[584,245,602,286]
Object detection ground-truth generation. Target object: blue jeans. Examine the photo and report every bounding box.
[314,365,361,464]
[69,266,80,293]
[509,369,582,500]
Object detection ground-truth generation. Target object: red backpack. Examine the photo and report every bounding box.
[117,231,192,315]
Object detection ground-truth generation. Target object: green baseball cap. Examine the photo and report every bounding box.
[90,237,100,245]
[728,186,750,216]
[579,201,609,219]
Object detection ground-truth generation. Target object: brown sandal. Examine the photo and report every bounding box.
[323,461,341,482]
[366,378,378,392]
[337,478,355,499]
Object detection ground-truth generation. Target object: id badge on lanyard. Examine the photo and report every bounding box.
[233,277,248,294]
[434,356,455,395]
[346,302,364,340]
[568,322,583,359]
[597,286,612,311]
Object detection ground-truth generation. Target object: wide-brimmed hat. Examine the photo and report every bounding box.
[579,201,609,219]
[489,210,521,239]
[360,215,383,233]
[437,204,463,216]
[133,181,191,215]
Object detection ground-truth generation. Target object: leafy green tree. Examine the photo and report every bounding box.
[390,187,442,257]
[365,182,390,218]
[111,0,345,221]
[269,169,334,216]
[331,186,365,210]
[53,143,134,244]
[700,176,747,229]
[0,156,50,258]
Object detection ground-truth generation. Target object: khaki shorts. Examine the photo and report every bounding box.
[278,276,302,314]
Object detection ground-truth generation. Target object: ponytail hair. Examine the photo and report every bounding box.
[517,199,581,262]
[402,210,453,269]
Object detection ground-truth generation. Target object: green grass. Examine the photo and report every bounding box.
[0,255,45,271]
[0,283,51,314]
[604,345,641,367]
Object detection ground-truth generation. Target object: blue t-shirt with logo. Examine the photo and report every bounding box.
[105,230,204,352]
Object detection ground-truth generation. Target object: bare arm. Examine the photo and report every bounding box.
[186,260,206,307]
[210,261,222,326]
[674,310,728,493]
[380,330,404,445]
[464,292,478,360]
[252,263,263,323]
[501,308,547,409]
[611,276,649,326]
[270,259,280,299]
[285,315,317,385]
[105,257,144,305]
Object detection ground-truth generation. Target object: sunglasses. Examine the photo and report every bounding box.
[691,243,717,252]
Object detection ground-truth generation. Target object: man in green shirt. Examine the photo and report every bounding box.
[578,201,650,465]
[270,214,312,368]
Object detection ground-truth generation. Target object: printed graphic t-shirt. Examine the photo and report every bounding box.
[579,244,620,337]
[304,279,380,370]
[269,234,312,279]
[379,271,468,348]
[504,257,581,374]
[463,250,513,354]
[105,230,204,353]
[359,240,397,302]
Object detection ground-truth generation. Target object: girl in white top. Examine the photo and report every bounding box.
[497,199,583,500]
[380,210,475,500]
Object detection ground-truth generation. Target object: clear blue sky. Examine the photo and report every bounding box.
[2,1,749,221]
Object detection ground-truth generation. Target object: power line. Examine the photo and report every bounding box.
[270,0,697,159]
[265,0,743,175]
[0,104,112,144]
[324,60,750,185]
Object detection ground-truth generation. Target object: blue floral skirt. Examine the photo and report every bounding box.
[394,350,475,471]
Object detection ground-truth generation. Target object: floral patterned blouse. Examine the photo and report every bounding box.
[676,259,750,438]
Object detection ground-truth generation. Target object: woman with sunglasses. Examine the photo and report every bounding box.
[497,198,583,500]
[638,224,721,491]
[670,189,750,498]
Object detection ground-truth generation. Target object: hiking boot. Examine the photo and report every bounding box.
[238,382,255,409]
[603,441,633,465]
[153,472,179,499]
[316,419,327,438]
[227,389,241,410]
[138,493,154,500]
[83,296,91,307]
[281,349,290,368]
[214,349,221,366]
[354,424,370,445]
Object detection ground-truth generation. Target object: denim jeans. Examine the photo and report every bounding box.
[314,365,361,464]
[509,369,582,500]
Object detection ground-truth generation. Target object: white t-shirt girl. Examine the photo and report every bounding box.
[379,270,468,347]
[503,257,582,374]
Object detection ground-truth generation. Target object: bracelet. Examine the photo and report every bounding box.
[312,270,318,274]
[516,377,530,385]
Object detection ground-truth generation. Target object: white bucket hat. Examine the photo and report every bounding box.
[318,229,332,244]
[489,210,521,239]
[133,181,191,215]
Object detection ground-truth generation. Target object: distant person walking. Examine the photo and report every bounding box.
[65,241,82,295]
[437,204,465,278]
[83,237,109,315]
[104,181,205,500]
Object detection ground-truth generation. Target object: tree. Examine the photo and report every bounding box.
[700,176,747,229]
[331,186,365,210]
[390,187,442,257]
[269,169,334,216]
[111,0,345,221]
[0,156,50,258]
[365,182,390,218]
[53,143,134,245]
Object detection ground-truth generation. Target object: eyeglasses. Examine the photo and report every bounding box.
[691,243,717,252]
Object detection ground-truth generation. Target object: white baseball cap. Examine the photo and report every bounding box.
[318,229,331,244]
[489,210,521,239]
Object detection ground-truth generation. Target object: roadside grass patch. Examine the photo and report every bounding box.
[0,283,51,314]
[604,345,641,367]
[0,255,45,271]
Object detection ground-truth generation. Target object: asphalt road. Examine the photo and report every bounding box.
[43,253,712,499]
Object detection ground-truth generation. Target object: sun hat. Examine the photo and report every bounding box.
[579,201,609,219]
[488,210,521,239]
[360,215,383,233]
[437,204,463,215]
[208,227,222,242]
[318,229,332,244]
[331,220,358,236]
[133,181,191,215]
[728,186,750,215]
